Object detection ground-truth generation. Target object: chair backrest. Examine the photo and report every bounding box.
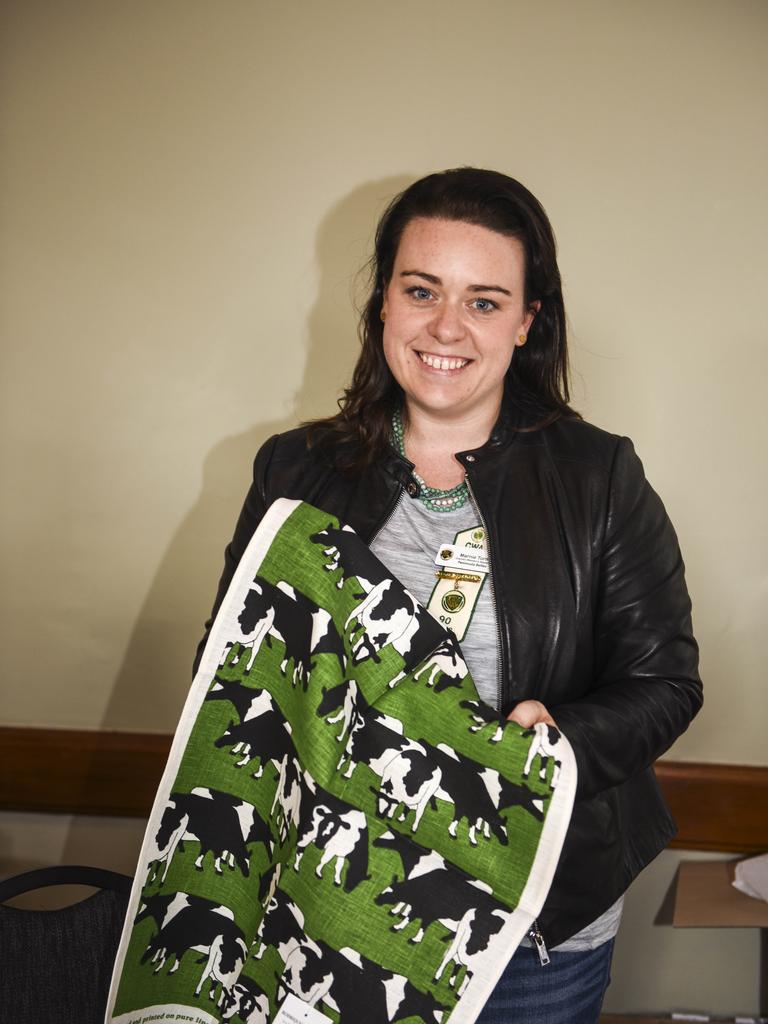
[0,865,133,1024]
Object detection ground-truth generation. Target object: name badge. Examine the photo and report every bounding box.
[426,526,489,641]
[434,542,490,575]
[273,993,331,1024]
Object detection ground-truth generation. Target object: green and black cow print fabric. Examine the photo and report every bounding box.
[106,498,576,1024]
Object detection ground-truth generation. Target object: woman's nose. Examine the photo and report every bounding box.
[429,301,465,344]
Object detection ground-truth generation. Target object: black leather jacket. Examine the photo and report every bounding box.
[198,404,702,948]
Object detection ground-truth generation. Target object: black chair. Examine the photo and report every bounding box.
[0,865,133,1024]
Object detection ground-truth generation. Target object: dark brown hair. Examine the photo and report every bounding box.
[307,167,577,471]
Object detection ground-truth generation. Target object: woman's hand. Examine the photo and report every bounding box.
[506,700,557,728]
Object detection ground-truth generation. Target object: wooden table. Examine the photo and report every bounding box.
[673,859,768,1015]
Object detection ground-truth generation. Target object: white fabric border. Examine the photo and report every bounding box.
[446,727,577,1024]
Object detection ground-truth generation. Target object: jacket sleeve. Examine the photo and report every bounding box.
[192,435,279,675]
[551,436,703,800]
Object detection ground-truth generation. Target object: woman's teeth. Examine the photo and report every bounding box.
[418,352,469,370]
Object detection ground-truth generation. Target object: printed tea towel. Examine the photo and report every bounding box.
[106,498,576,1024]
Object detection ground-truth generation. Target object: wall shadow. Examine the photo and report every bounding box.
[60,174,413,867]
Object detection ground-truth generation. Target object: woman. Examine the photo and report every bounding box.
[199,168,702,1022]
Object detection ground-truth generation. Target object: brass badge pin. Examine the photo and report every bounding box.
[441,589,466,613]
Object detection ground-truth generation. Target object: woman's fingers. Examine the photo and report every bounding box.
[506,699,557,728]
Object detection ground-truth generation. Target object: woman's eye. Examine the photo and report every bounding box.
[471,297,498,313]
[407,286,433,301]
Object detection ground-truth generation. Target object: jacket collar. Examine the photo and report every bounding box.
[381,398,522,491]
[383,392,560,482]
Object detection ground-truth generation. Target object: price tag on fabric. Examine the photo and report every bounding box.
[426,525,489,640]
[273,993,331,1024]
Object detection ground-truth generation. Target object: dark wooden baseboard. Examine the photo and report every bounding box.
[655,760,768,854]
[1,726,766,853]
[0,727,170,819]
[599,1018,670,1023]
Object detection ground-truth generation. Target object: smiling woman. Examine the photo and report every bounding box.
[197,168,702,1023]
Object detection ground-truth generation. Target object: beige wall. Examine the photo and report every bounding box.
[1,0,766,1013]
[2,0,766,754]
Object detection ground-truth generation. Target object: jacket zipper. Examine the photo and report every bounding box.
[465,473,504,712]
[369,487,405,546]
[528,920,550,966]
[467,469,548,962]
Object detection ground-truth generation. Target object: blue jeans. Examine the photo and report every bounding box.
[475,938,615,1024]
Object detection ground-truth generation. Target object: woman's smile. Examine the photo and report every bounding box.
[415,350,472,372]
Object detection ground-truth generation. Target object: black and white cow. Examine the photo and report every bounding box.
[278,940,334,1008]
[280,940,448,1024]
[316,678,359,743]
[458,706,556,810]
[345,579,416,663]
[432,747,507,845]
[374,746,443,833]
[253,886,306,962]
[413,635,469,692]
[214,689,293,778]
[135,890,180,942]
[383,973,451,1024]
[270,752,304,843]
[294,786,370,892]
[460,699,504,744]
[493,773,550,822]
[345,579,440,681]
[350,714,546,845]
[310,522,382,593]
[434,906,509,996]
[147,787,271,883]
[431,744,549,844]
[372,829,442,881]
[205,675,265,723]
[373,830,503,946]
[224,576,346,687]
[344,706,500,839]
[335,692,411,779]
[136,892,247,1005]
[221,976,270,1024]
[196,927,250,1005]
[521,723,564,789]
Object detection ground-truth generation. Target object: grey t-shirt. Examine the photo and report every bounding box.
[371,495,499,705]
[371,491,623,952]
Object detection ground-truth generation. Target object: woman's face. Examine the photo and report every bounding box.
[381,217,537,428]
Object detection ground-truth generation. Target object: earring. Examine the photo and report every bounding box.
[380,310,387,322]
[518,334,527,344]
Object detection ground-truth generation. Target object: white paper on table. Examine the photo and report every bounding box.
[732,852,768,902]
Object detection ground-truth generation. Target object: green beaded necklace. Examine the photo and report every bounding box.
[391,409,470,513]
